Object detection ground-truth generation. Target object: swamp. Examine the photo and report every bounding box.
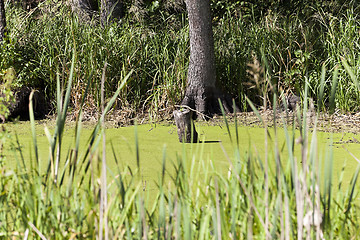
[3,113,360,196]
[2,0,360,239]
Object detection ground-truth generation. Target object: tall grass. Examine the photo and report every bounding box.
[2,2,360,118]
[1,53,360,239]
[1,2,189,120]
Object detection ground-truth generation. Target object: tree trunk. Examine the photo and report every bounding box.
[0,0,6,43]
[72,0,98,20]
[101,0,124,27]
[173,108,198,143]
[180,0,233,118]
[174,0,235,142]
[78,0,98,11]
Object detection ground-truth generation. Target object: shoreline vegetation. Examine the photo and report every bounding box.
[1,0,360,239]
[2,1,360,121]
[102,108,360,133]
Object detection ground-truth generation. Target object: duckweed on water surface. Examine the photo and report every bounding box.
[3,120,360,197]
[2,115,360,238]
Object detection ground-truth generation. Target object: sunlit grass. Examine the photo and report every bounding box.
[1,1,360,239]
[2,2,360,117]
[1,54,360,239]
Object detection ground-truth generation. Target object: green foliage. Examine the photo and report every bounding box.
[0,68,15,121]
[1,1,360,238]
[3,0,360,117]
[4,2,189,118]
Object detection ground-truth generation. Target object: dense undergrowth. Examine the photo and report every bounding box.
[1,0,360,121]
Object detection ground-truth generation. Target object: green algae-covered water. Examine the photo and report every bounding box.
[2,120,360,199]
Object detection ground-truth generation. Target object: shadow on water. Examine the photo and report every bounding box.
[199,140,222,143]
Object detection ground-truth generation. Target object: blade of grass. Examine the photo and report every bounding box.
[342,146,360,214]
[28,90,39,167]
[135,121,140,170]
[323,137,333,229]
[218,99,232,143]
[198,201,211,240]
[53,51,76,184]
[341,57,360,92]
[100,62,109,240]
[233,99,239,147]
[214,178,222,240]
[27,221,47,240]
[329,66,339,114]
[318,63,326,111]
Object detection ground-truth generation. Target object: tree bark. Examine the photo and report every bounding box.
[72,0,98,21]
[180,0,233,118]
[174,0,236,142]
[101,0,124,27]
[0,0,6,43]
[78,0,98,11]
[173,109,198,143]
